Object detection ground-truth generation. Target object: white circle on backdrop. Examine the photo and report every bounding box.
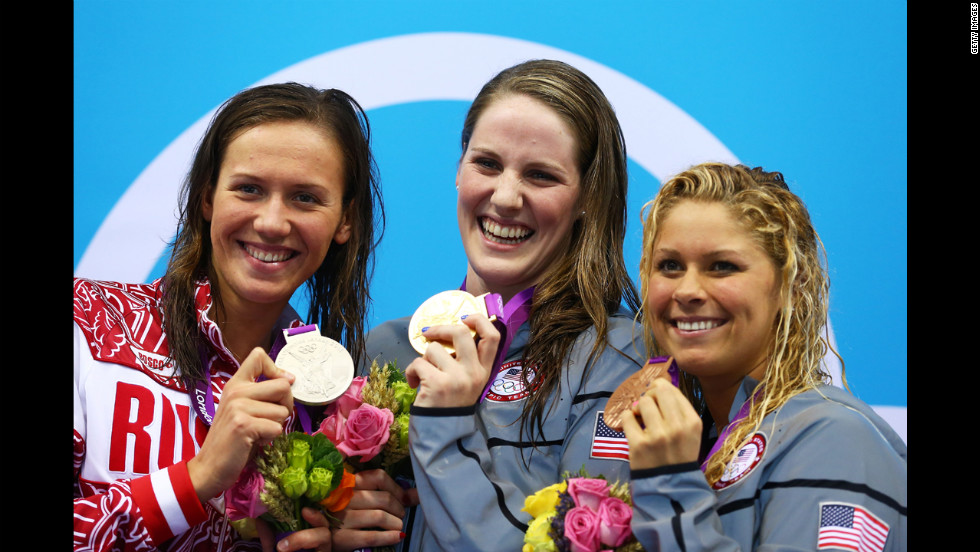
[76,32,868,411]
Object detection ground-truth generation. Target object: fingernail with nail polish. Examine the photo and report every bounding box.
[421,326,429,332]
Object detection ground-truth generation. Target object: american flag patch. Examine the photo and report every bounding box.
[817,502,889,552]
[591,412,629,461]
[501,367,522,379]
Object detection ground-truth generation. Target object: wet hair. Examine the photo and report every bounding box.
[461,59,642,442]
[637,161,840,485]
[162,83,384,388]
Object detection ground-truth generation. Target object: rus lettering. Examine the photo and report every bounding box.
[109,382,154,473]
[108,383,209,475]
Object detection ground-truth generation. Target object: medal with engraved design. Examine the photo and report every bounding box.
[275,324,354,405]
[604,356,677,431]
[408,290,500,355]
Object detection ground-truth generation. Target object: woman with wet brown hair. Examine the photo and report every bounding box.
[74,83,407,552]
[365,59,646,551]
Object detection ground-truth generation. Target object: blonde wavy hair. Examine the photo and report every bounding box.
[637,162,843,485]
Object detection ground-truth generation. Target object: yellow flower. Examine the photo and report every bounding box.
[523,512,558,552]
[229,518,258,540]
[521,481,567,519]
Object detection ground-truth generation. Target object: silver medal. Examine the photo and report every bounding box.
[276,325,354,405]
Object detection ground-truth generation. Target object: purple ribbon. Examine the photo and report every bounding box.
[460,278,536,404]
[192,324,316,433]
[699,386,760,471]
[648,356,680,388]
[481,286,535,403]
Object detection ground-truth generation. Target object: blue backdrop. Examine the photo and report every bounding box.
[74,1,906,440]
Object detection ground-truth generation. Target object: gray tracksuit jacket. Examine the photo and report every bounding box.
[630,377,907,551]
[363,307,645,551]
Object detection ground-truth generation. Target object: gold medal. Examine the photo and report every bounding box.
[604,357,675,431]
[408,290,498,355]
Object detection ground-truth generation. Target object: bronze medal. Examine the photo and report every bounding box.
[604,357,676,431]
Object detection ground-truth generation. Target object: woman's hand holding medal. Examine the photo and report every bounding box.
[187,347,296,504]
[406,314,501,408]
[619,378,702,471]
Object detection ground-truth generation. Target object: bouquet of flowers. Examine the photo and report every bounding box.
[225,431,357,536]
[224,359,415,544]
[521,470,643,552]
[314,359,416,479]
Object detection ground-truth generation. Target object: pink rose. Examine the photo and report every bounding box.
[334,403,393,462]
[224,463,267,521]
[323,376,367,419]
[564,505,601,552]
[316,376,368,447]
[567,477,610,511]
[597,496,632,547]
[316,409,347,446]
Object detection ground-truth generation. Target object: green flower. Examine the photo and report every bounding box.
[288,439,312,472]
[396,412,410,449]
[391,381,416,415]
[280,466,309,499]
[304,467,335,502]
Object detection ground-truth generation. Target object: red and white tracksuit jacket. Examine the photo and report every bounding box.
[73,277,302,551]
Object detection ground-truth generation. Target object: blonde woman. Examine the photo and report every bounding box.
[623,163,907,551]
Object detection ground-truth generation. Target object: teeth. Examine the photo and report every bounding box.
[481,218,531,244]
[245,245,292,262]
[677,320,720,331]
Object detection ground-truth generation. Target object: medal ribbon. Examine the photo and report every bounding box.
[192,324,316,433]
[649,356,680,388]
[461,279,536,403]
[699,385,762,471]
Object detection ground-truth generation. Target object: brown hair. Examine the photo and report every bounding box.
[162,83,384,388]
[638,162,841,484]
[461,60,642,441]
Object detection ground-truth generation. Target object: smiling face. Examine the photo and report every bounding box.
[203,120,351,316]
[456,94,581,301]
[645,200,782,385]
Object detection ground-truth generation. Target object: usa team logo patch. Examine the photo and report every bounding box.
[485,361,537,402]
[712,433,766,490]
